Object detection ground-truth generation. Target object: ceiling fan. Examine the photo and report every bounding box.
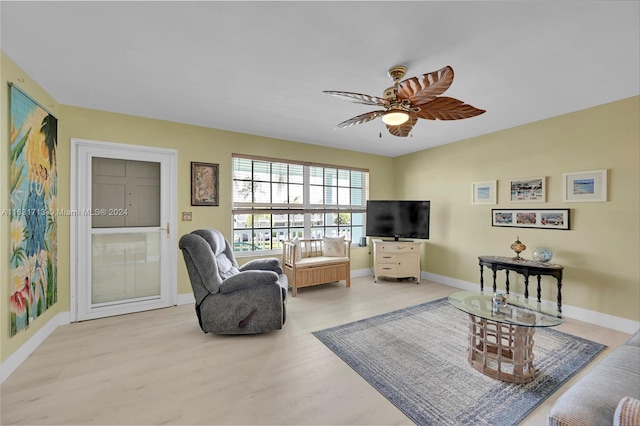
[323,65,486,137]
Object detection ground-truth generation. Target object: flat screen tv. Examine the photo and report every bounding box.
[366,200,430,240]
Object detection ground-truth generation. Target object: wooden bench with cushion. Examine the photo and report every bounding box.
[282,236,350,296]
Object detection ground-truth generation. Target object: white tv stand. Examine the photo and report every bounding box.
[372,239,421,283]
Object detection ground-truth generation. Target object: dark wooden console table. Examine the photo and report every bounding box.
[478,255,564,312]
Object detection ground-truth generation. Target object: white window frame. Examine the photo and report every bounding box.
[232,154,368,255]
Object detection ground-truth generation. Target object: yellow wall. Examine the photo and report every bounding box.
[394,96,640,321]
[1,53,64,363]
[2,49,639,365]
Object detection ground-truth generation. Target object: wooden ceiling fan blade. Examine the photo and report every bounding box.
[386,116,418,137]
[323,91,389,107]
[414,96,486,120]
[335,110,386,129]
[397,66,455,105]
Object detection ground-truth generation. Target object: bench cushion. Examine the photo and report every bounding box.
[296,256,349,267]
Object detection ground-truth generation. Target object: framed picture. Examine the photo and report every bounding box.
[191,162,219,206]
[510,177,546,202]
[562,169,607,202]
[471,180,497,204]
[492,209,570,230]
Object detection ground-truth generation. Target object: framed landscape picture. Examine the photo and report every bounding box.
[510,177,546,202]
[492,209,570,230]
[562,169,607,202]
[191,162,219,206]
[471,181,497,204]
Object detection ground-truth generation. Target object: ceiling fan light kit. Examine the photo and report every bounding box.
[382,110,410,126]
[324,65,486,138]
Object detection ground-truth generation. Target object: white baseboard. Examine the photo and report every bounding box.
[352,268,373,278]
[422,271,640,334]
[176,292,195,305]
[1,311,70,384]
[3,271,637,384]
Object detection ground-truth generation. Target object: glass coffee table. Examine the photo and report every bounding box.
[448,290,564,383]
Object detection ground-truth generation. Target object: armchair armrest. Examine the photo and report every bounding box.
[239,258,283,274]
[219,270,279,294]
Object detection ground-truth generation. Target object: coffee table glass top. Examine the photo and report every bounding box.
[448,291,564,327]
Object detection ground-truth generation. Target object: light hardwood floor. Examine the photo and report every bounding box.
[1,277,632,425]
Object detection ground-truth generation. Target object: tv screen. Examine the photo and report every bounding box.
[366,200,430,240]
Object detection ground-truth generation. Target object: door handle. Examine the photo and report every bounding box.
[160,222,170,239]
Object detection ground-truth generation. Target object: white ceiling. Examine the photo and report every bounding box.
[1,1,638,157]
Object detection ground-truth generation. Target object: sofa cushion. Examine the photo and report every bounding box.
[291,237,302,261]
[323,236,345,257]
[614,396,640,426]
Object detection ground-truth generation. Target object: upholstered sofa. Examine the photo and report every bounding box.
[548,329,640,426]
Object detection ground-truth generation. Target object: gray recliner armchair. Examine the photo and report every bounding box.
[179,229,287,334]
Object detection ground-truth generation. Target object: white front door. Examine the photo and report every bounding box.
[71,139,177,321]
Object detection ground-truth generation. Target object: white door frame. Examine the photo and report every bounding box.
[70,138,177,322]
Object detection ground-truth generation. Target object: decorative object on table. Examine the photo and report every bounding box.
[532,247,553,263]
[562,169,608,202]
[492,208,571,230]
[191,162,219,206]
[492,292,508,314]
[471,180,497,204]
[510,176,546,202]
[510,237,527,260]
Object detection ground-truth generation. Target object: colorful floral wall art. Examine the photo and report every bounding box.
[9,85,58,336]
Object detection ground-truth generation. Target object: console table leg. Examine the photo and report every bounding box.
[557,278,563,312]
[480,265,484,291]
[524,273,530,300]
[537,275,542,302]
[492,267,497,293]
[505,270,510,294]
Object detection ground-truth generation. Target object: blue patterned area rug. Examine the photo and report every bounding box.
[313,297,606,426]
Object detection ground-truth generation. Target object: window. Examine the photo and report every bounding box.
[232,155,368,253]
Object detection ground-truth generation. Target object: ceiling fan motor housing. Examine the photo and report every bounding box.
[383,87,398,100]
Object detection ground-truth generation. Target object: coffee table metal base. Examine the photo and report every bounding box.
[467,314,536,384]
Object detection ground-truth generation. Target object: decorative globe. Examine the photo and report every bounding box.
[532,247,553,263]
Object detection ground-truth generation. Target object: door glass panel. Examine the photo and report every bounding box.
[92,158,160,228]
[91,232,161,304]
